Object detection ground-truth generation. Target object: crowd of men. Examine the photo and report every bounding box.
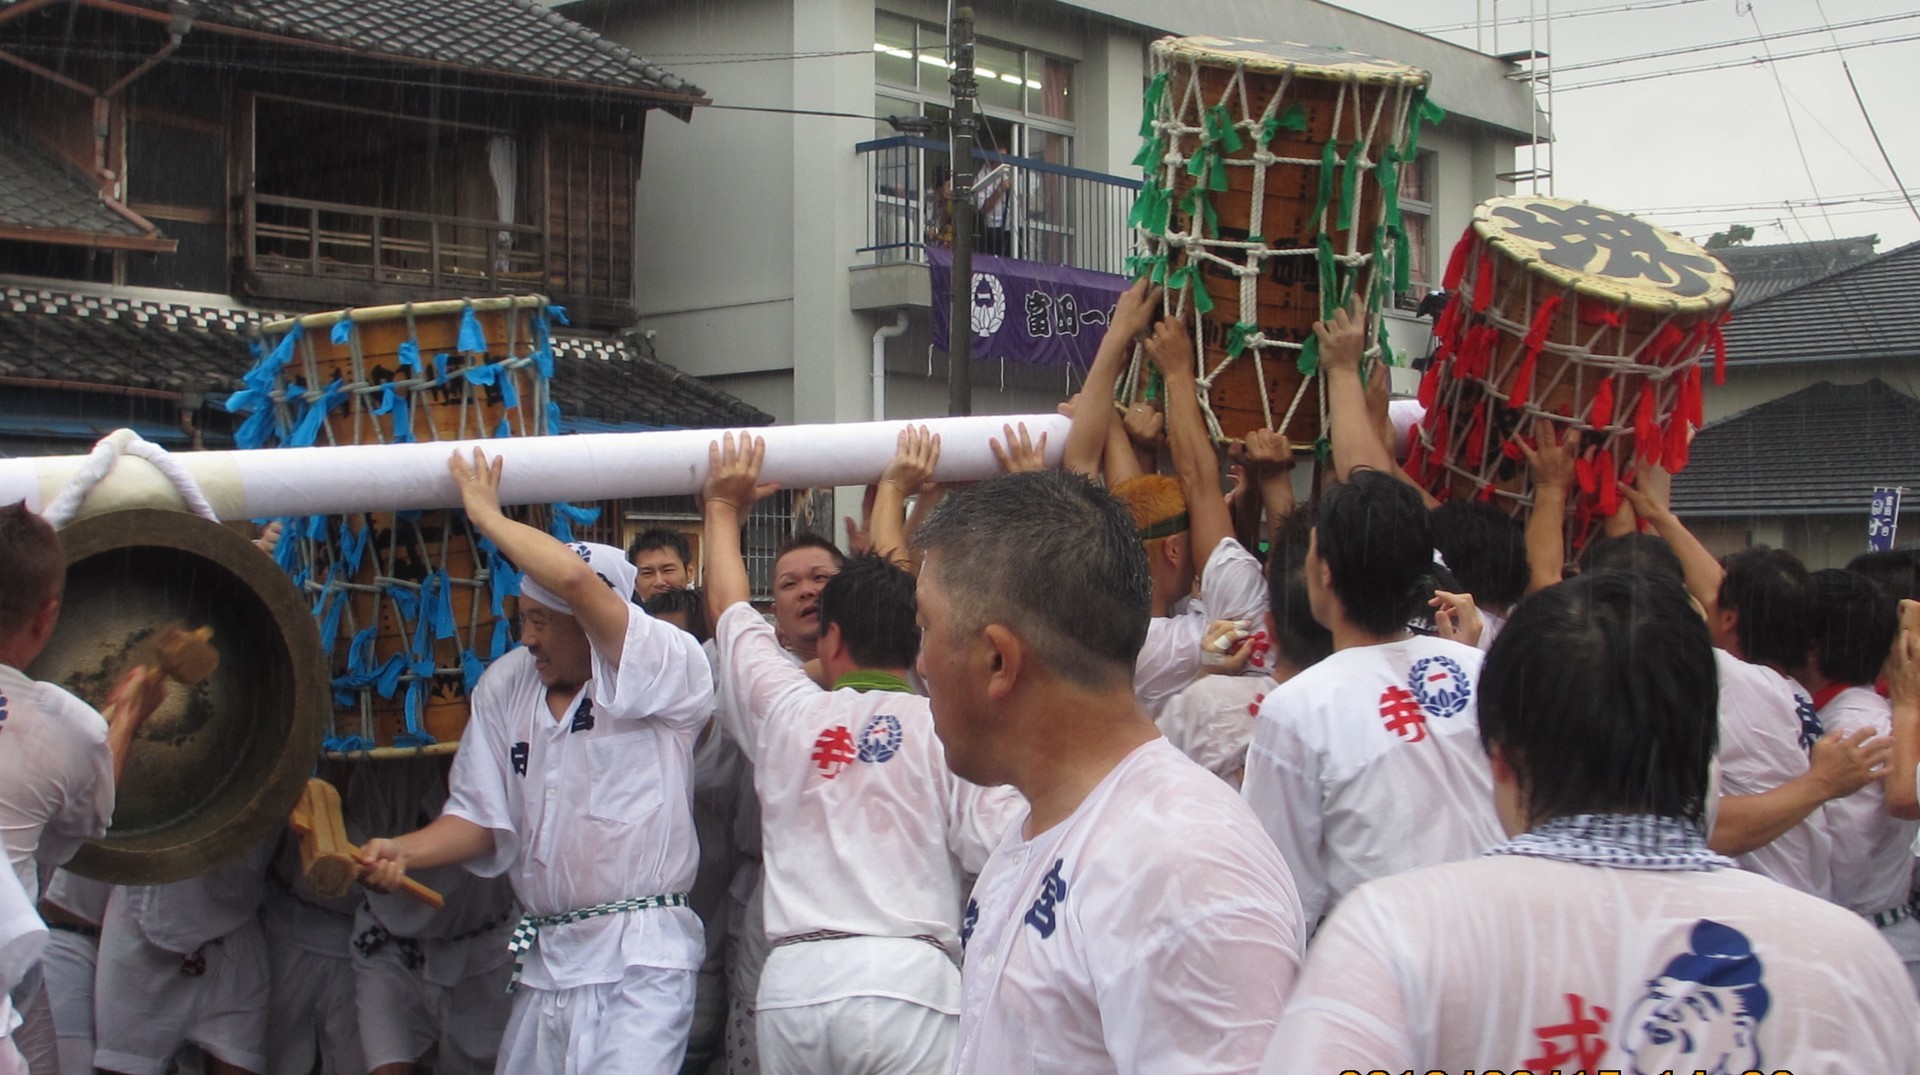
[2,278,1920,1074]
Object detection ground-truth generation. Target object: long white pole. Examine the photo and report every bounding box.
[0,414,1071,523]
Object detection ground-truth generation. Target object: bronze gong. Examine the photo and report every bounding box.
[27,509,328,884]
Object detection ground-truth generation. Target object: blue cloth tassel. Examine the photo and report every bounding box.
[458,306,488,354]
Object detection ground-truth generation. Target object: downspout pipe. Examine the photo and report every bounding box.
[871,309,909,422]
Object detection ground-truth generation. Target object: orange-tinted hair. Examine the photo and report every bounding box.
[1110,474,1186,537]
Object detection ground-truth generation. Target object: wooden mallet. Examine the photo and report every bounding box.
[289,778,443,909]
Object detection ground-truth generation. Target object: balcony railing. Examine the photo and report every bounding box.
[856,135,1141,278]
[246,192,547,296]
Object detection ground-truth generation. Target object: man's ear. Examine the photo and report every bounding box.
[27,597,58,648]
[980,623,1024,703]
[818,621,844,662]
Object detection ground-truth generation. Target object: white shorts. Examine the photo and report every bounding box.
[93,919,269,1075]
[265,942,361,1075]
[497,966,694,1075]
[39,928,97,1075]
[756,996,953,1075]
[352,929,511,1075]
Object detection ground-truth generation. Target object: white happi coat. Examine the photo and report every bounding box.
[712,603,1020,1015]
[1133,539,1268,720]
[442,607,711,989]
[1241,636,1504,927]
[1264,854,1920,1073]
[1818,686,1920,959]
[952,738,1303,1075]
[1154,673,1273,786]
[1713,650,1835,899]
[0,665,114,899]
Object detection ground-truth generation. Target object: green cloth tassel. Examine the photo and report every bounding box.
[1261,102,1308,145]
[1298,334,1320,375]
[1377,147,1402,228]
[1226,321,1259,359]
[1316,235,1338,318]
[1140,73,1168,138]
[1313,436,1333,464]
[1310,140,1338,233]
[1181,188,1219,239]
[1406,88,1446,159]
[1204,104,1245,154]
[1131,134,1164,171]
[1336,138,1363,232]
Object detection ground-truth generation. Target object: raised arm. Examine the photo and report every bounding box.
[1617,465,1724,616]
[1145,317,1235,567]
[1709,726,1889,855]
[871,424,940,572]
[451,448,631,663]
[1317,302,1395,483]
[701,432,779,625]
[1242,428,1296,542]
[1062,278,1158,477]
[1888,609,1920,820]
[1518,419,1578,595]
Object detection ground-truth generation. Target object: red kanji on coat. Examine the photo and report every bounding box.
[1525,993,1610,1071]
[1378,685,1428,743]
[810,726,858,779]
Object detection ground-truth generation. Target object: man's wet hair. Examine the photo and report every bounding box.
[1579,532,1686,588]
[627,527,691,567]
[1809,568,1897,688]
[1429,500,1527,613]
[0,502,62,637]
[1266,506,1333,672]
[775,531,846,569]
[642,586,711,644]
[1717,546,1815,671]
[1846,548,1917,604]
[913,470,1149,689]
[1481,571,1719,825]
[818,554,920,670]
[1314,470,1433,637]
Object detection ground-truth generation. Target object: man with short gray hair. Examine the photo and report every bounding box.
[911,470,1303,1075]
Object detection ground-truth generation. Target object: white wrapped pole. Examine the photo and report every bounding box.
[0,415,1071,523]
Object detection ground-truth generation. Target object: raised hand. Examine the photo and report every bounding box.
[448,446,507,519]
[989,422,1047,474]
[1310,297,1365,376]
[703,432,778,516]
[1518,418,1580,493]
[1429,590,1485,649]
[882,425,942,494]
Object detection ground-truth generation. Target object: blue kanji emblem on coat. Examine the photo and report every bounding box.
[1024,859,1069,939]
[857,713,903,763]
[1408,655,1471,718]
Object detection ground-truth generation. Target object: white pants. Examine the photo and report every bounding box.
[755,997,953,1075]
[497,966,695,1075]
[38,930,95,1075]
[353,932,511,1075]
[265,944,361,1075]
[93,920,268,1075]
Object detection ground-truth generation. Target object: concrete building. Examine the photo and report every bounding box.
[563,0,1540,425]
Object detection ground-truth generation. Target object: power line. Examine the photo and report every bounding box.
[1418,0,1710,34]
[1552,11,1920,73]
[1557,32,1920,91]
[1811,0,1920,227]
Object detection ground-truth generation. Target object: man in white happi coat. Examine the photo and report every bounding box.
[1242,469,1505,930]
[0,502,167,1072]
[362,449,713,1074]
[1264,571,1920,1072]
[912,469,1304,1075]
[700,431,1020,1073]
[1797,568,1920,991]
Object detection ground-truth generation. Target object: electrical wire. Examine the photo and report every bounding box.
[1557,32,1920,91]
[1418,0,1710,34]
[1551,11,1920,73]
[1811,0,1920,227]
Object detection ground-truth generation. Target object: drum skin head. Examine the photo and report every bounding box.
[1474,196,1735,312]
[29,509,328,884]
[1153,35,1431,87]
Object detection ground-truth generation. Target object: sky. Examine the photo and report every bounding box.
[1321,0,1920,254]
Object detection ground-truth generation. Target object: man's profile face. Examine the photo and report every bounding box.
[518,598,592,690]
[915,556,991,784]
[631,547,690,600]
[772,548,839,648]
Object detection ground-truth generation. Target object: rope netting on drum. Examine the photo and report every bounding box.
[228,299,599,756]
[1124,45,1442,451]
[1407,222,1731,546]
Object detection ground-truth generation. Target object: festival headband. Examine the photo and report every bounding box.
[1136,513,1190,542]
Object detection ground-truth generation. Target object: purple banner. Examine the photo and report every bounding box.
[1869,486,1902,552]
[928,246,1130,367]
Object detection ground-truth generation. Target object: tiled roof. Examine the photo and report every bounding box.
[1670,379,1920,516]
[1722,240,1920,366]
[0,131,151,241]
[0,283,771,428]
[1714,235,1878,309]
[2,0,705,105]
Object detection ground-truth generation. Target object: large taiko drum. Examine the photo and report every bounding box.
[1130,35,1436,444]
[1407,197,1734,543]
[235,296,567,758]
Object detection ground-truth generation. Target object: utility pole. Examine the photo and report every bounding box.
[946,6,977,416]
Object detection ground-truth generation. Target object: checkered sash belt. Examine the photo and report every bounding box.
[772,929,956,965]
[506,893,690,992]
[1869,892,1920,930]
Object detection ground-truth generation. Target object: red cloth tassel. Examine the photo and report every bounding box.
[1588,377,1616,430]
[1595,448,1619,517]
[1477,482,1497,503]
[1644,323,1686,366]
[1634,384,1660,463]
[1664,417,1692,473]
[1574,456,1596,497]
[1501,436,1527,463]
[1577,298,1624,328]
[1511,295,1562,406]
[1471,253,1495,313]
[1430,411,1451,463]
[1442,231,1475,291]
[1464,401,1488,469]
[1709,321,1728,385]
[1417,356,1446,410]
[1406,437,1430,483]
[1685,366,1705,427]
